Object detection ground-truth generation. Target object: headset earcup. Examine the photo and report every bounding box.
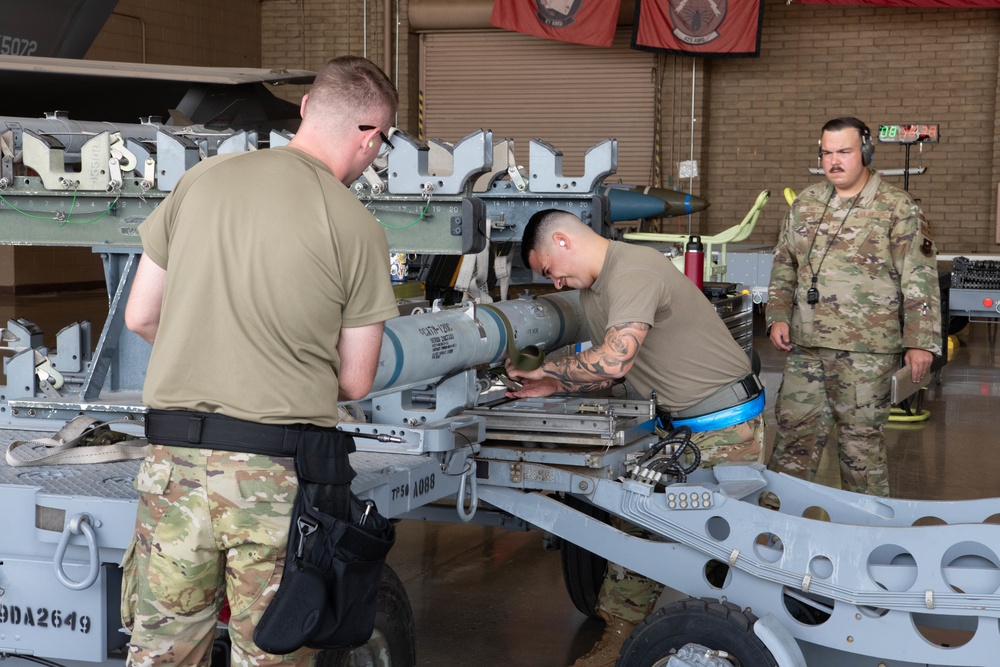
[861,131,874,166]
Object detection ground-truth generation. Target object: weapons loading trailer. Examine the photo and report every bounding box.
[1,114,999,667]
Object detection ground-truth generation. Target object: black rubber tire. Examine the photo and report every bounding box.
[617,597,778,667]
[316,565,416,667]
[559,494,611,619]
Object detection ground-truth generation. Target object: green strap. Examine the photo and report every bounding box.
[480,304,545,372]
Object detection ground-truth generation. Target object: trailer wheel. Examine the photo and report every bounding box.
[559,494,610,619]
[317,565,416,667]
[617,597,778,667]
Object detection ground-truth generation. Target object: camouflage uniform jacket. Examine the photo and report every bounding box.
[766,169,942,355]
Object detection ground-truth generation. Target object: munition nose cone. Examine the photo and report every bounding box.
[601,185,710,222]
[634,185,711,216]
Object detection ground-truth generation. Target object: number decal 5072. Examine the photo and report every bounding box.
[0,35,40,56]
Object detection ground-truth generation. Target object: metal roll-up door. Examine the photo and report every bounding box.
[420,27,656,187]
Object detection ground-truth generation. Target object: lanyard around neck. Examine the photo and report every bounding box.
[804,188,862,287]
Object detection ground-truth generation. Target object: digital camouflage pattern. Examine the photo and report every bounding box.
[690,414,765,468]
[766,168,942,355]
[598,518,663,624]
[121,445,315,667]
[769,347,899,497]
[766,169,941,499]
[596,416,764,622]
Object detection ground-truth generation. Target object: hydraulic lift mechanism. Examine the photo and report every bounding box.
[2,113,1000,667]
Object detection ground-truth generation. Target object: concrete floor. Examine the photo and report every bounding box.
[4,290,998,666]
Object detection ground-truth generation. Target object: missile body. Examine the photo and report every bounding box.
[601,184,710,222]
[370,291,589,395]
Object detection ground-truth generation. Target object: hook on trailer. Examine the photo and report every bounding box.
[456,465,479,522]
[53,512,101,590]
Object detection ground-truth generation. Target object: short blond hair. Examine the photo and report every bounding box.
[304,56,398,129]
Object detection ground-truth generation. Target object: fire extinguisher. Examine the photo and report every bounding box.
[684,235,704,290]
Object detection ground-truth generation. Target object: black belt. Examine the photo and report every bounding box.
[145,409,348,457]
[670,373,764,420]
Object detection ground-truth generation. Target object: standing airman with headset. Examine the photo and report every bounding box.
[765,116,941,498]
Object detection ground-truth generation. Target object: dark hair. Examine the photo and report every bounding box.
[820,116,874,165]
[521,208,567,267]
[821,116,870,141]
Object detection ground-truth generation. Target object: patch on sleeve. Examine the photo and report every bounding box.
[920,221,935,257]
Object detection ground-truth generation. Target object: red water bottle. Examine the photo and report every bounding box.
[684,235,704,290]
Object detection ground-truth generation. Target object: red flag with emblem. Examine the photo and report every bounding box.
[490,0,622,48]
[631,0,765,57]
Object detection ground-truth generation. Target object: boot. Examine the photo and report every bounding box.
[569,616,637,667]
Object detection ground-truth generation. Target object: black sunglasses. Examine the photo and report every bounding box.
[358,125,394,151]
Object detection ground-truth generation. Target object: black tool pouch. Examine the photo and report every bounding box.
[253,431,396,655]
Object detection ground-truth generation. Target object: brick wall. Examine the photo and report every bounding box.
[696,4,1000,254]
[12,1,994,294]
[66,1,1000,258]
[259,2,998,254]
[260,0,415,138]
[86,0,261,66]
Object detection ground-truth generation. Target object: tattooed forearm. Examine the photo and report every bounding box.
[541,321,650,392]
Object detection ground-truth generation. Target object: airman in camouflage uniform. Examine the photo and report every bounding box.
[507,210,765,667]
[766,117,941,498]
[121,56,400,667]
[121,446,308,666]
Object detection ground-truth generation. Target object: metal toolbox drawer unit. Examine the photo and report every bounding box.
[949,288,1000,316]
[949,256,1000,318]
[709,291,754,360]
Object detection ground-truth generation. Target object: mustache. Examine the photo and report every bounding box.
[828,166,845,173]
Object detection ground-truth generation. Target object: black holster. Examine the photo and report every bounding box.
[253,432,396,655]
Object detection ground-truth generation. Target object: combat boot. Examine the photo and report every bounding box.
[569,615,637,667]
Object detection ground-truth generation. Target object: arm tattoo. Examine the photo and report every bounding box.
[541,321,650,393]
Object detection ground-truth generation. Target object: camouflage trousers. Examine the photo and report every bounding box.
[121,444,316,667]
[768,346,898,498]
[596,415,765,623]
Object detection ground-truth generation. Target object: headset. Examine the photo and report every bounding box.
[818,117,875,166]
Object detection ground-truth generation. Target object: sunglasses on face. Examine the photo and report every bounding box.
[358,125,394,156]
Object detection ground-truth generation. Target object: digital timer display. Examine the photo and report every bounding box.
[878,124,940,144]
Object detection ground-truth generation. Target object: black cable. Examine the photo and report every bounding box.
[442,428,475,477]
[1,653,67,667]
[637,425,692,466]
[631,425,702,484]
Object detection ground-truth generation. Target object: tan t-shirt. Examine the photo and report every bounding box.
[139,146,398,426]
[581,241,751,412]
